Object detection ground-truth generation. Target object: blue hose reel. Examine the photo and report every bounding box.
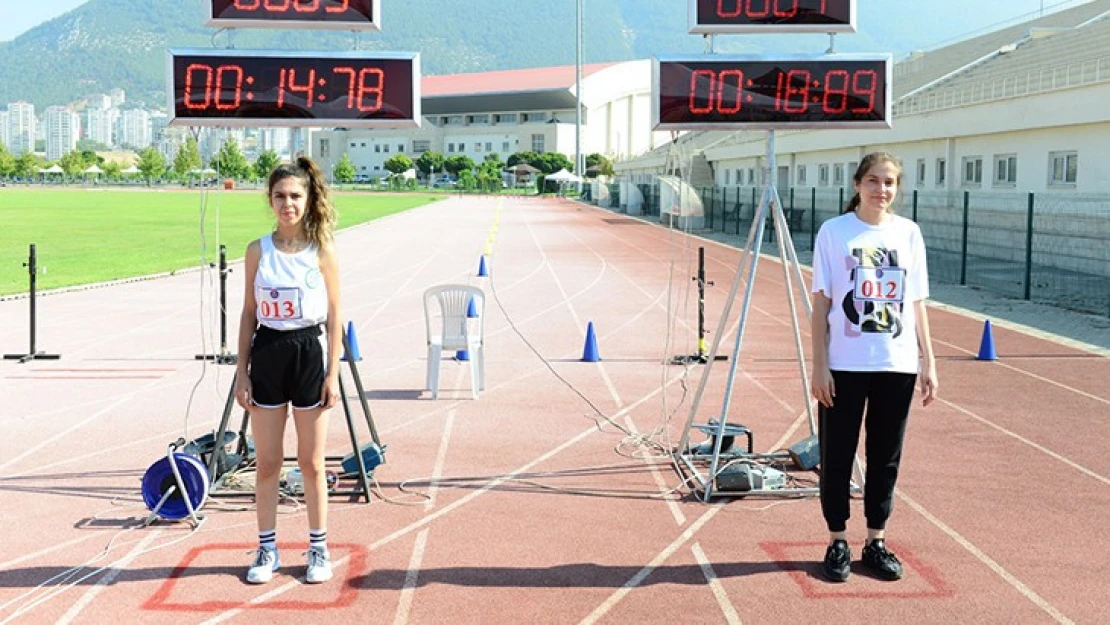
[141,440,210,526]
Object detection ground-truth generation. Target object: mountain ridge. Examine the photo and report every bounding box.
[0,0,1014,110]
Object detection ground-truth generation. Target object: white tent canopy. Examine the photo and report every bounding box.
[40,164,64,174]
[546,168,582,183]
[84,164,104,175]
[121,165,141,174]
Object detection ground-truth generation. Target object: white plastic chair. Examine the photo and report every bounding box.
[424,284,486,399]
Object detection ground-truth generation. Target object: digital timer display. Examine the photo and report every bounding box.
[167,49,420,128]
[652,55,891,130]
[206,0,381,30]
[689,0,855,33]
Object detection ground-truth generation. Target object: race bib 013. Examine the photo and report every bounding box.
[257,286,303,321]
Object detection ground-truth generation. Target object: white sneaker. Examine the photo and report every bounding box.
[305,546,333,584]
[246,547,280,584]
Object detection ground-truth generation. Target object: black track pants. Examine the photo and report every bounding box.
[819,370,917,533]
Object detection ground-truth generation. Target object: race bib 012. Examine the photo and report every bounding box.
[853,266,905,303]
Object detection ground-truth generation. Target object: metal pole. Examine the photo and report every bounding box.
[575,0,583,193]
[1024,192,1035,301]
[961,190,970,286]
[5,244,60,362]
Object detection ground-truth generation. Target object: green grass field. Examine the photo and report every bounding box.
[0,188,442,295]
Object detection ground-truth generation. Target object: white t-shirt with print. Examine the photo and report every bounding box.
[811,212,929,374]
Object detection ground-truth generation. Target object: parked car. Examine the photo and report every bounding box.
[432,177,456,189]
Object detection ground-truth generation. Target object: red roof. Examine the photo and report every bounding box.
[422,63,618,97]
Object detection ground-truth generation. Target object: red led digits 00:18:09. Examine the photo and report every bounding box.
[226,0,351,13]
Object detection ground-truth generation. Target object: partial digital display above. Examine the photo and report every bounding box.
[167,49,420,128]
[206,0,381,30]
[653,55,892,130]
[689,0,856,34]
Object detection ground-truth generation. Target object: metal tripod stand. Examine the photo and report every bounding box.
[673,130,863,500]
[206,328,384,503]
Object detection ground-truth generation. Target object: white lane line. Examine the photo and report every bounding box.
[426,410,457,510]
[201,374,687,623]
[896,488,1074,625]
[935,338,1110,407]
[0,375,176,474]
[938,397,1108,486]
[580,425,802,624]
[55,531,162,625]
[691,542,743,625]
[929,301,1109,358]
[624,415,684,526]
[392,529,430,625]
[579,504,725,625]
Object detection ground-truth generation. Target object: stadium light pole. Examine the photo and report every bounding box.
[575,0,583,192]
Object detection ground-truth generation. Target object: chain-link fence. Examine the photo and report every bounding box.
[600,182,1110,317]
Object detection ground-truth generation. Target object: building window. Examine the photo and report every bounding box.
[523,112,548,123]
[1048,151,1078,186]
[485,142,492,152]
[916,159,926,187]
[474,142,482,152]
[962,156,983,186]
[936,158,947,187]
[994,154,1017,187]
[319,139,330,158]
[412,140,430,153]
[724,170,731,185]
[397,144,404,153]
[833,164,845,186]
[818,164,829,187]
[468,114,490,124]
[796,165,807,185]
[502,141,511,152]
[747,168,755,184]
[447,143,454,153]
[445,115,464,125]
[531,134,545,152]
[374,144,381,153]
[495,113,518,124]
[349,142,356,148]
[383,144,389,153]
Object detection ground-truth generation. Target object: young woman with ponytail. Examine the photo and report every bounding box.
[809,152,938,583]
[234,156,342,584]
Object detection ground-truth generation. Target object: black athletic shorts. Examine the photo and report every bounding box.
[248,324,326,410]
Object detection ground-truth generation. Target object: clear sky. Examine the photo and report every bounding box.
[0,0,88,42]
[0,0,1087,47]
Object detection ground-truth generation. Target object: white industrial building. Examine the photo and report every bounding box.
[616,0,1110,196]
[310,60,667,179]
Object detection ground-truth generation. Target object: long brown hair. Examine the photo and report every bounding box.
[267,156,337,247]
[844,152,903,213]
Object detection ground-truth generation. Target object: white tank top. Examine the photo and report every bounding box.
[254,234,328,330]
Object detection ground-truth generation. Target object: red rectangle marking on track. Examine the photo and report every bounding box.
[760,541,954,599]
[142,542,368,611]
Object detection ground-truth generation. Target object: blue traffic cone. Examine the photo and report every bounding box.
[467,296,478,318]
[477,256,489,277]
[582,322,600,362]
[342,320,362,362]
[456,350,469,361]
[977,319,997,361]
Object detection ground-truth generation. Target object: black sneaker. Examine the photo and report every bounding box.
[822,539,851,582]
[861,540,903,581]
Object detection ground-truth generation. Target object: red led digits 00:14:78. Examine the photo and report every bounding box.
[227,0,351,13]
[181,62,385,112]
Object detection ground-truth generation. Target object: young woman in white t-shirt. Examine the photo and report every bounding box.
[809,152,939,583]
[234,157,342,585]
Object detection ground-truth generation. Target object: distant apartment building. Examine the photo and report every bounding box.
[118,109,151,150]
[7,101,36,156]
[0,110,9,149]
[44,106,80,161]
[260,128,292,159]
[84,107,117,147]
[86,93,112,110]
[108,88,126,108]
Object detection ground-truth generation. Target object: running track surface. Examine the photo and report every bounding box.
[1,196,1107,624]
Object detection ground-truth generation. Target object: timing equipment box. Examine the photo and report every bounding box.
[787,435,820,470]
[341,443,386,476]
[716,463,787,492]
